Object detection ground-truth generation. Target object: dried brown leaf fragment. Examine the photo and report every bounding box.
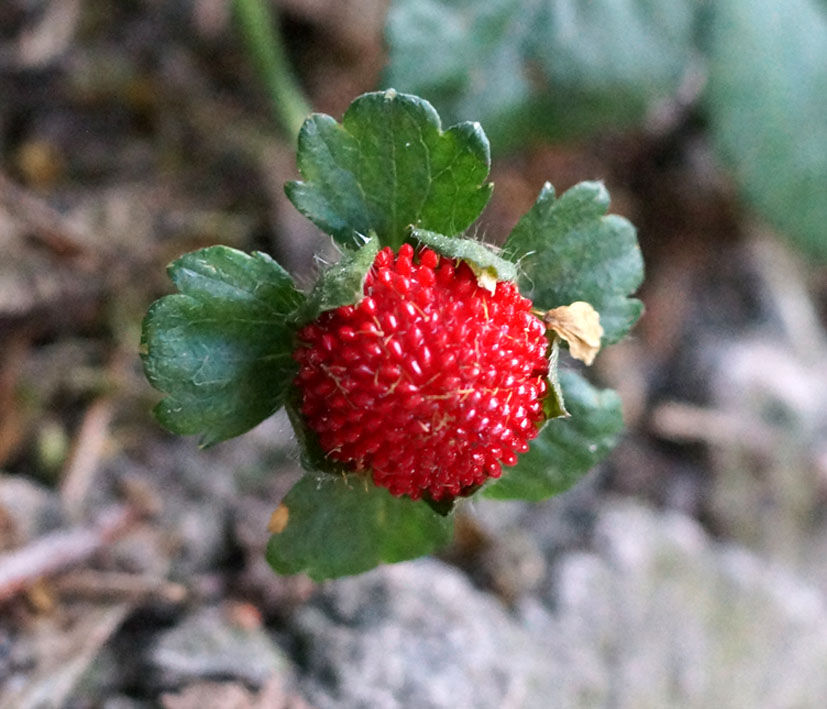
[541,301,603,366]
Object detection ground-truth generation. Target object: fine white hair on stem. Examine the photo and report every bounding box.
[467,224,497,248]
[512,250,537,291]
[462,225,537,289]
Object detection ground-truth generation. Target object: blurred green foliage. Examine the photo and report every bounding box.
[385,0,827,260]
[267,474,454,580]
[705,0,827,260]
[386,0,695,148]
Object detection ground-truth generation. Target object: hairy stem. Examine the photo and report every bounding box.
[233,0,311,142]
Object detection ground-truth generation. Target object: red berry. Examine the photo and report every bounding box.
[293,244,550,501]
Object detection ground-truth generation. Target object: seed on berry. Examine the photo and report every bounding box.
[293,245,550,500]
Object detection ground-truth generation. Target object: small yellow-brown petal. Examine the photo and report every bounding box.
[542,301,603,366]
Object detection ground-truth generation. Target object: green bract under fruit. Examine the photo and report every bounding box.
[141,90,643,580]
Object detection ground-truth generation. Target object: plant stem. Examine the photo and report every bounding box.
[233,0,311,143]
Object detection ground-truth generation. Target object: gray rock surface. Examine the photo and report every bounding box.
[148,606,291,691]
[0,473,63,545]
[696,332,827,591]
[291,558,559,709]
[292,498,827,708]
[554,500,827,708]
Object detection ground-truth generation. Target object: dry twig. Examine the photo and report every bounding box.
[651,401,780,454]
[0,171,100,269]
[60,397,116,519]
[0,332,31,466]
[16,0,82,69]
[0,504,138,604]
[55,569,188,604]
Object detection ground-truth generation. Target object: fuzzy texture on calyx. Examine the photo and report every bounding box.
[293,244,550,501]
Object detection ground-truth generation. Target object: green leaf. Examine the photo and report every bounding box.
[141,246,303,446]
[385,0,696,150]
[705,0,827,260]
[484,370,623,501]
[267,474,454,580]
[291,234,379,325]
[410,228,518,284]
[285,89,493,249]
[504,181,644,345]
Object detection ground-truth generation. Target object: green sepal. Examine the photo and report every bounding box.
[285,89,493,250]
[504,181,644,345]
[484,370,623,501]
[422,481,482,517]
[410,227,518,285]
[141,246,304,446]
[291,234,380,325]
[422,493,458,517]
[542,336,569,420]
[266,473,454,580]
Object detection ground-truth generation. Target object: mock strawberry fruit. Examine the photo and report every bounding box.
[292,244,550,501]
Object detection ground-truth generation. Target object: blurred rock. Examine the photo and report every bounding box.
[148,604,292,691]
[108,523,173,578]
[103,697,151,709]
[701,331,827,592]
[167,503,230,578]
[160,677,309,709]
[0,601,133,709]
[551,499,827,707]
[291,558,560,709]
[292,499,827,708]
[0,473,63,549]
[443,478,599,602]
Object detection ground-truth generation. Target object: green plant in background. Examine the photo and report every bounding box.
[386,0,827,260]
[387,0,695,147]
[141,90,643,580]
[233,0,310,142]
